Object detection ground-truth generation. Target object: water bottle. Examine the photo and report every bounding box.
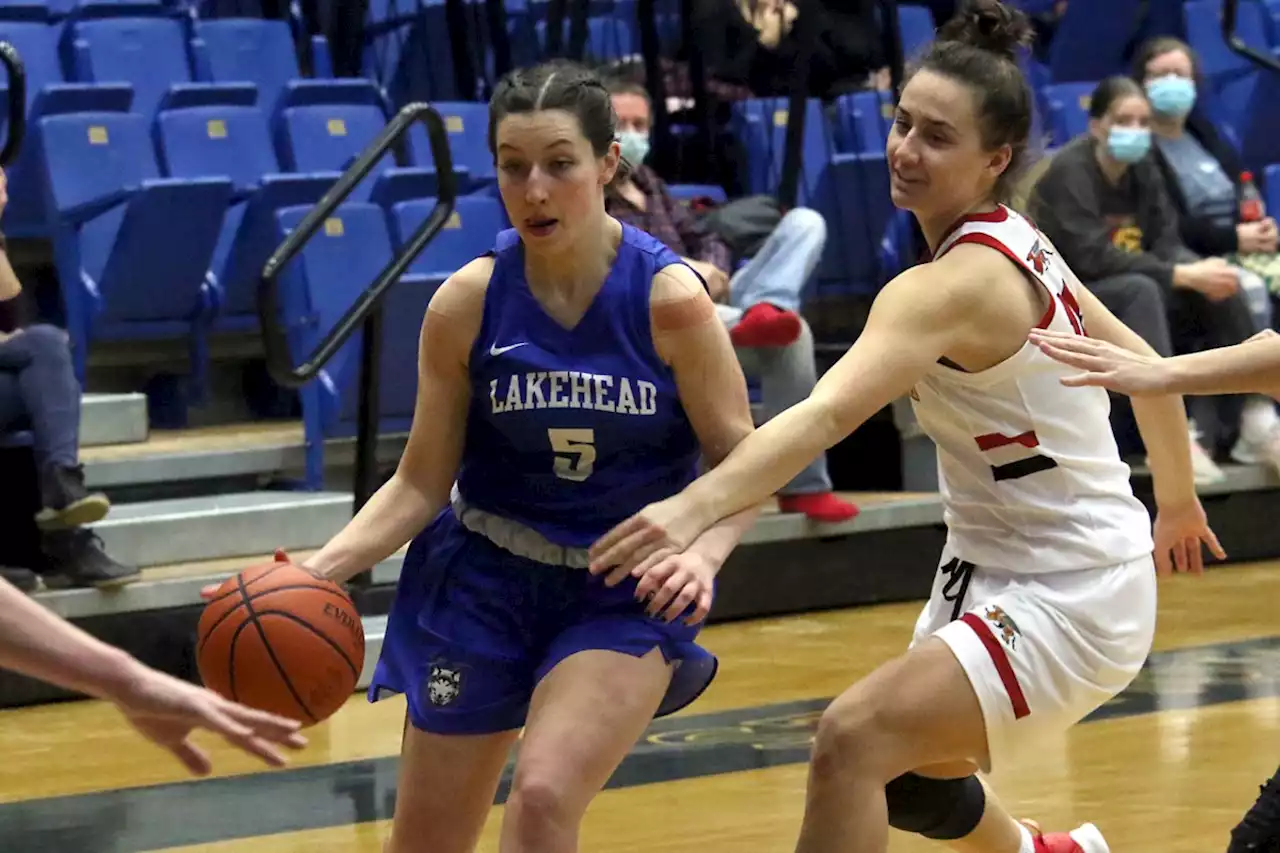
[1240,171,1265,222]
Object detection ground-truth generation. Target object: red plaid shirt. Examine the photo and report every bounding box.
[604,165,734,275]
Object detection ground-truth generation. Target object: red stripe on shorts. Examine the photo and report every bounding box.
[960,612,1031,719]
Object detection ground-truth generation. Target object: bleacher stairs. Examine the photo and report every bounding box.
[4,391,1280,710]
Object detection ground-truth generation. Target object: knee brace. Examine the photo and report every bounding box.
[884,772,985,840]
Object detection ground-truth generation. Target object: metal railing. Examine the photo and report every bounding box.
[1222,0,1280,73]
[258,102,457,569]
[0,41,25,166]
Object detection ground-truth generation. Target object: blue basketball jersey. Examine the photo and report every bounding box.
[454,223,703,548]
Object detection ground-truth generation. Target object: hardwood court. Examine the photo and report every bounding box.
[0,559,1275,853]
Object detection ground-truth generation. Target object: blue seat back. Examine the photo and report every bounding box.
[1042,82,1095,147]
[194,19,298,114]
[74,17,193,120]
[392,195,505,276]
[278,103,395,198]
[156,105,278,194]
[411,100,492,184]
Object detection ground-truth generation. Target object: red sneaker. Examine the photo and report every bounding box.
[729,304,802,348]
[776,492,860,523]
[1021,820,1110,853]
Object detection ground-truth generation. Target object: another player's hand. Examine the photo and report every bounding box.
[1029,328,1170,396]
[109,660,307,776]
[1152,498,1225,576]
[588,495,710,582]
[630,549,717,625]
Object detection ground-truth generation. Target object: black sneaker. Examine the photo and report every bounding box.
[41,528,139,589]
[0,566,40,593]
[35,464,111,531]
[1229,768,1280,853]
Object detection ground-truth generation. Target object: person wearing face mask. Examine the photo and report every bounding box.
[603,78,859,524]
[1027,76,1280,481]
[1133,37,1280,303]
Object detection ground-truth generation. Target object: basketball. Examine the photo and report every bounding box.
[196,559,365,727]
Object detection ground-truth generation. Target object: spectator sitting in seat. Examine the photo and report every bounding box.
[0,171,139,590]
[605,80,858,523]
[1026,76,1280,481]
[1132,36,1280,304]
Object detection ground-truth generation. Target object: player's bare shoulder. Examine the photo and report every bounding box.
[423,255,494,367]
[650,262,716,334]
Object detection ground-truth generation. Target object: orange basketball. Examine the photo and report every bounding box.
[196,559,365,727]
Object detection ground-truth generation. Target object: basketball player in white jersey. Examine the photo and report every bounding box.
[588,2,1224,853]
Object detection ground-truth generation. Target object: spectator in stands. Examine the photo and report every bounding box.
[1027,76,1280,479]
[1132,36,1280,301]
[606,79,858,523]
[0,170,139,591]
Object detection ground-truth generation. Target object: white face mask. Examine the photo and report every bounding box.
[618,130,650,166]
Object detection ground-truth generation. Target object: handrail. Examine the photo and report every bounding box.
[259,101,456,388]
[1222,0,1280,74]
[0,41,26,167]
[257,101,457,558]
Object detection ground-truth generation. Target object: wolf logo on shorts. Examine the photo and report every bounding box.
[983,605,1022,651]
[427,665,462,707]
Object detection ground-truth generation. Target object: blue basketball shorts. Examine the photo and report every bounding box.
[366,508,719,734]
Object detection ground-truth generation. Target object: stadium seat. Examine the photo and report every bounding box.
[896,5,935,63]
[0,19,131,236]
[192,18,345,121]
[1042,81,1095,147]
[155,104,338,331]
[276,99,439,206]
[272,201,436,488]
[407,100,488,190]
[832,90,893,155]
[69,16,256,125]
[1184,0,1274,138]
[40,110,233,384]
[1044,0,1142,82]
[389,194,506,276]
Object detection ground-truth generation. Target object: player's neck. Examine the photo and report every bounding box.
[524,214,621,300]
[917,199,1001,256]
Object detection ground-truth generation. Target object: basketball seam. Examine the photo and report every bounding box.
[235,573,318,724]
[198,583,346,655]
[226,618,257,702]
[206,564,284,605]
[253,609,362,680]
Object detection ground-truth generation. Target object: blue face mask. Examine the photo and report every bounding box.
[1107,127,1151,164]
[617,130,650,166]
[1146,74,1197,117]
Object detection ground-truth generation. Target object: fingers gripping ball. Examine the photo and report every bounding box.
[196,560,365,727]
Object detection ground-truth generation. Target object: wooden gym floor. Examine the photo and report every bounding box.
[0,559,1275,853]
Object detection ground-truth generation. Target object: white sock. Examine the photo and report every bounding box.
[1241,397,1279,444]
[1017,822,1037,853]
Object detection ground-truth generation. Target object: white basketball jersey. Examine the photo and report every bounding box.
[910,206,1154,573]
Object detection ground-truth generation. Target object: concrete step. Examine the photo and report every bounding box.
[35,492,942,620]
[80,393,148,447]
[81,422,407,488]
[358,614,388,690]
[95,490,354,568]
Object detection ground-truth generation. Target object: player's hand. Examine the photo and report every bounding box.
[109,660,307,775]
[630,549,717,625]
[588,494,711,582]
[1151,498,1225,576]
[1029,328,1171,396]
[199,549,297,601]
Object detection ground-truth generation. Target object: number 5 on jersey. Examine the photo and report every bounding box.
[549,428,595,481]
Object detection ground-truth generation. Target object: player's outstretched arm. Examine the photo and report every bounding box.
[590,256,981,570]
[1065,283,1224,575]
[588,263,760,624]
[299,258,488,586]
[1033,327,1280,401]
[0,575,306,774]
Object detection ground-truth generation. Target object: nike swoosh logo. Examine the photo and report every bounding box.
[489,342,529,356]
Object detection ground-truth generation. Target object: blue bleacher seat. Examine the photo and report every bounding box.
[0,19,132,236]
[1184,0,1275,138]
[1042,81,1095,147]
[273,201,438,488]
[390,194,506,276]
[408,100,488,190]
[69,16,256,125]
[897,5,935,62]
[276,99,439,206]
[1045,0,1142,82]
[833,90,893,154]
[156,104,337,329]
[40,110,233,384]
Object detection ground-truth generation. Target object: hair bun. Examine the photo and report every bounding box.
[936,0,1034,62]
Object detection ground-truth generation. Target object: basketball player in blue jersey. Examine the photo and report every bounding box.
[219,60,759,852]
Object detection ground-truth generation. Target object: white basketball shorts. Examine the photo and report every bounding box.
[909,548,1158,773]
